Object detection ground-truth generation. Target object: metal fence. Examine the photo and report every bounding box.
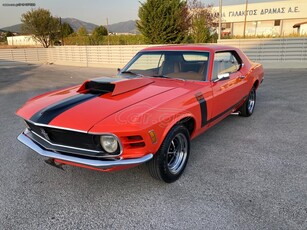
[0,38,307,69]
[51,45,152,68]
[0,48,51,64]
[218,38,307,68]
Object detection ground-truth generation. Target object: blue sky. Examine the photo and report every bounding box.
[0,0,273,28]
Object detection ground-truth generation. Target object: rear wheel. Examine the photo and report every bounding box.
[239,87,256,117]
[147,125,190,183]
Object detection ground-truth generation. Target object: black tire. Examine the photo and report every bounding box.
[239,87,256,117]
[147,125,190,183]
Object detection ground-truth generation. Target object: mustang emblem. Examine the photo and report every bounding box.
[40,128,50,141]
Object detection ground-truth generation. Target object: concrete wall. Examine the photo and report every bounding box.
[0,38,306,69]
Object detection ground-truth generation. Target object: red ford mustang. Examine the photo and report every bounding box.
[16,45,264,183]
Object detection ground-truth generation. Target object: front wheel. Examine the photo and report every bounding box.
[147,125,190,183]
[239,87,256,117]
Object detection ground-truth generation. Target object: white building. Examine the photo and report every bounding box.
[7,35,42,46]
[213,0,307,36]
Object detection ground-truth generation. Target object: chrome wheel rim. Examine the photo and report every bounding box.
[248,89,256,114]
[167,133,188,175]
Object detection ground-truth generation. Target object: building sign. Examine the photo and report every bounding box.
[213,0,307,23]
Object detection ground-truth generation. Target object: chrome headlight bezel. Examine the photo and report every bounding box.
[100,134,120,154]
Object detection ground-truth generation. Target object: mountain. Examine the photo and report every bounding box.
[61,18,138,34]
[107,20,138,34]
[61,18,98,32]
[1,24,22,33]
[1,19,137,34]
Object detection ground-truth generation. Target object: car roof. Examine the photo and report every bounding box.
[141,44,238,52]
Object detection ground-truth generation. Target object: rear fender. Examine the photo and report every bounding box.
[251,64,264,90]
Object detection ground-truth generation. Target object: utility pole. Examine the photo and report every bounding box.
[106,18,110,46]
[243,0,249,38]
[218,0,222,40]
[60,17,64,46]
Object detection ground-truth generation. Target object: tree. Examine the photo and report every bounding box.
[92,26,108,37]
[188,0,218,43]
[191,13,211,43]
[0,31,13,42]
[21,8,60,48]
[61,22,74,37]
[5,31,14,37]
[137,0,190,44]
[90,25,108,45]
[77,26,88,36]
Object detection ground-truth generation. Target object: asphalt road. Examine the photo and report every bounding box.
[0,62,306,230]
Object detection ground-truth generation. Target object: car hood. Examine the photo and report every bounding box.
[17,77,194,132]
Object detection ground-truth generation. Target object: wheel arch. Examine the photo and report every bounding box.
[176,117,196,137]
[253,80,259,90]
[159,114,196,147]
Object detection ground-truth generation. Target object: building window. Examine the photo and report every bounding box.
[222,23,231,29]
[274,20,281,26]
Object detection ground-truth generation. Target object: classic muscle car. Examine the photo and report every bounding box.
[17,45,264,183]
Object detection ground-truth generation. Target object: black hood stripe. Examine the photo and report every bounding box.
[30,93,97,124]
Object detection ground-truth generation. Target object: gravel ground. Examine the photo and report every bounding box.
[0,62,306,230]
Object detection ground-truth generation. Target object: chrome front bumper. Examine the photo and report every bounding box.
[17,132,153,170]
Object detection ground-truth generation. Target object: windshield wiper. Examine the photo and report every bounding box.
[120,71,143,77]
[152,75,186,81]
[152,75,170,78]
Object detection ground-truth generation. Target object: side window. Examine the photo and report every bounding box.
[212,51,241,81]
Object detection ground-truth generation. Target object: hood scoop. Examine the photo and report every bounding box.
[78,77,154,96]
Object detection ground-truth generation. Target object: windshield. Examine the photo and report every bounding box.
[120,51,210,81]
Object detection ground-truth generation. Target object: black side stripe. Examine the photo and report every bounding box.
[30,94,97,124]
[196,93,248,127]
[207,95,248,124]
[195,93,207,127]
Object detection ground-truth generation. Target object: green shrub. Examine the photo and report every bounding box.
[63,34,146,45]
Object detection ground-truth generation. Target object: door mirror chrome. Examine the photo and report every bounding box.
[214,73,230,83]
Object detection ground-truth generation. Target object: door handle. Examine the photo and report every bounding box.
[238,76,245,79]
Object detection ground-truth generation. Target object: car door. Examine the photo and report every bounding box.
[209,51,245,124]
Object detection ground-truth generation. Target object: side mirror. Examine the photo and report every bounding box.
[239,63,244,70]
[214,73,230,83]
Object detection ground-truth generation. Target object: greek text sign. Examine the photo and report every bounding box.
[213,0,307,22]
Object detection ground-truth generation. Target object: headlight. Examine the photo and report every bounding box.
[100,135,119,153]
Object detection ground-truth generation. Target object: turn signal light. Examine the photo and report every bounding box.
[148,130,157,144]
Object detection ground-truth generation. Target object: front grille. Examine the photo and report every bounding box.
[26,121,102,151]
